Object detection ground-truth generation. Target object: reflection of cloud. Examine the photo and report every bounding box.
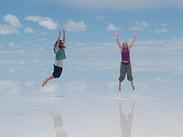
[8,42,15,47]
[135,81,149,92]
[41,84,60,92]
[65,81,87,92]
[107,81,117,91]
[119,99,135,137]
[24,81,36,87]
[0,14,22,34]
[0,80,21,93]
[40,81,87,92]
[25,16,58,30]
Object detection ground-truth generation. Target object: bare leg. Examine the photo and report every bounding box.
[130,81,135,90]
[119,80,122,91]
[42,76,55,87]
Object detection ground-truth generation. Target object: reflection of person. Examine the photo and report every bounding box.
[119,101,135,137]
[116,32,138,91]
[47,111,67,137]
[42,30,66,87]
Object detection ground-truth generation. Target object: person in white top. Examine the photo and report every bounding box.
[42,30,66,87]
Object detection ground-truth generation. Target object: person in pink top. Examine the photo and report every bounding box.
[116,32,138,91]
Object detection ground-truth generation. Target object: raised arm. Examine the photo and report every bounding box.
[54,30,61,52]
[129,36,138,49]
[57,30,61,40]
[63,30,66,43]
[116,32,122,50]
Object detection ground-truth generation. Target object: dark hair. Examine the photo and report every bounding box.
[53,40,65,53]
[122,42,128,46]
[55,40,65,48]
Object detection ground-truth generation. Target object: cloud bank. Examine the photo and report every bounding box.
[25,16,58,30]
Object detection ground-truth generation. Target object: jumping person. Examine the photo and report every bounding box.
[42,30,66,87]
[116,32,137,91]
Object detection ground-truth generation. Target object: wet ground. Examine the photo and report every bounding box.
[1,86,183,137]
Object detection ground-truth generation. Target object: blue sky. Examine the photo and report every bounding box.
[1,0,183,43]
[0,0,183,91]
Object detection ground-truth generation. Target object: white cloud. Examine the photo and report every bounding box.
[64,20,88,32]
[4,14,21,28]
[106,22,120,32]
[154,24,169,34]
[129,21,149,31]
[37,0,183,9]
[0,14,22,34]
[25,16,58,30]
[24,27,35,33]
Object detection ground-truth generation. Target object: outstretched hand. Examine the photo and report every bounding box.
[115,32,119,37]
[134,35,138,41]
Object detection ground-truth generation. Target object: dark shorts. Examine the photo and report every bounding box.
[119,62,133,81]
[52,65,63,78]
